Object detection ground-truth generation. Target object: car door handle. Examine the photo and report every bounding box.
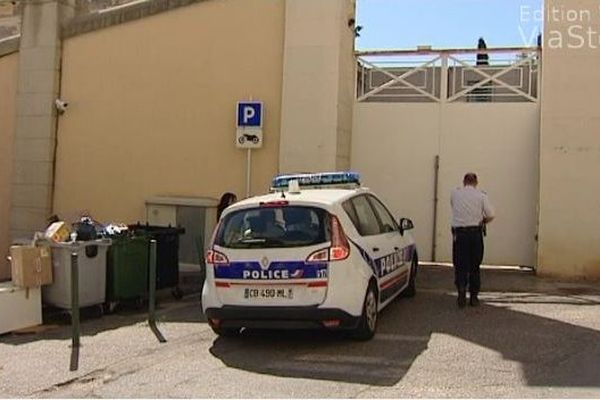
[372,247,380,252]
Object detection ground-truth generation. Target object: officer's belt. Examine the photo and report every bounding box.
[452,226,482,233]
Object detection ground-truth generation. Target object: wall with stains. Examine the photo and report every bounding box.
[538,0,600,279]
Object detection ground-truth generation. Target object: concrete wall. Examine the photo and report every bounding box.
[352,103,539,266]
[335,0,356,169]
[279,0,355,173]
[53,0,284,224]
[0,52,18,280]
[11,1,72,243]
[538,0,600,279]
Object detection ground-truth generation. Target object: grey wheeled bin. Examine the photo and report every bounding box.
[43,239,111,310]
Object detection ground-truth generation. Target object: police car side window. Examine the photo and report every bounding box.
[348,195,381,237]
[367,195,399,233]
[342,200,360,232]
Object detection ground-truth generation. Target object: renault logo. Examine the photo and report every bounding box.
[260,256,270,270]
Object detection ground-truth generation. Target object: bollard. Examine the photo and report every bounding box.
[69,251,80,371]
[148,239,166,343]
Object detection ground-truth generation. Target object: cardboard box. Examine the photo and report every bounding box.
[0,282,42,334]
[45,221,71,243]
[10,246,53,288]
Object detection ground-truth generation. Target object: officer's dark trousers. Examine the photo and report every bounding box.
[452,227,484,295]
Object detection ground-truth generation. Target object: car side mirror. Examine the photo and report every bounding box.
[399,218,414,236]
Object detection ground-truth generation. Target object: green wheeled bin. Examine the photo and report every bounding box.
[128,224,185,299]
[105,234,150,312]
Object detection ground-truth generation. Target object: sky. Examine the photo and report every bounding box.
[356,0,543,50]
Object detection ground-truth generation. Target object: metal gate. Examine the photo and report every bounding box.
[351,47,540,266]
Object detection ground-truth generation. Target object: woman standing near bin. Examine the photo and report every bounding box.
[217,192,237,221]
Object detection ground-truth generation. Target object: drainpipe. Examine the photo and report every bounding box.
[432,155,440,262]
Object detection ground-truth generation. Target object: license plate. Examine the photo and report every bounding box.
[244,287,294,299]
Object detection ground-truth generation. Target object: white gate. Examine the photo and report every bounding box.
[352,48,540,266]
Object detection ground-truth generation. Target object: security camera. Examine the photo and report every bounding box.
[55,99,68,114]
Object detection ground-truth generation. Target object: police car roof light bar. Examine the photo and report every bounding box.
[271,171,361,191]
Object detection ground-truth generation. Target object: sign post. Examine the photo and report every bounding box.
[236,101,264,197]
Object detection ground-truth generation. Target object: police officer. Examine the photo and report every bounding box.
[450,173,495,308]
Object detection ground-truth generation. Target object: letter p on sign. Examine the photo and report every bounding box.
[237,102,263,128]
[243,107,255,124]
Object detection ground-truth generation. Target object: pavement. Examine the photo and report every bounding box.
[1,265,600,398]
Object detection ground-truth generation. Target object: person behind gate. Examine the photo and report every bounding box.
[217,192,238,221]
[450,173,495,308]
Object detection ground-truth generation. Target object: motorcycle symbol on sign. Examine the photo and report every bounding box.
[238,133,260,144]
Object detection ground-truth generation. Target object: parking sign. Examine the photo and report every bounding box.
[237,102,263,128]
[236,101,263,149]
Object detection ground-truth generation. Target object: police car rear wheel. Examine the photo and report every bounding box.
[353,283,378,341]
[211,326,240,337]
[209,321,240,337]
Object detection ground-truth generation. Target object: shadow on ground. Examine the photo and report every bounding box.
[209,267,600,387]
[2,266,600,390]
[0,283,205,347]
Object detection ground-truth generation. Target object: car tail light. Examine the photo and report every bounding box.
[205,219,229,265]
[206,249,229,265]
[306,248,329,263]
[329,215,350,261]
[306,214,350,263]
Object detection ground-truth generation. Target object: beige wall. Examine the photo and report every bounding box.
[335,0,356,169]
[54,0,285,224]
[0,3,15,16]
[538,0,600,279]
[353,103,540,266]
[279,0,355,173]
[0,52,18,280]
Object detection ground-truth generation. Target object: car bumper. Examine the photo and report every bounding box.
[204,306,361,330]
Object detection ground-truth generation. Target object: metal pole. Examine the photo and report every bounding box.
[440,54,449,103]
[432,155,440,262]
[246,148,252,197]
[69,251,80,371]
[148,239,166,343]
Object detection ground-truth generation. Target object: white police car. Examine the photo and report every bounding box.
[202,172,418,340]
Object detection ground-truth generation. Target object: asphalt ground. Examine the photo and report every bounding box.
[1,265,600,398]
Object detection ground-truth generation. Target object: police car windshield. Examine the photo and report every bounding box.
[215,206,330,249]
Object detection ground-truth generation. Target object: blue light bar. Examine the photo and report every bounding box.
[271,171,361,190]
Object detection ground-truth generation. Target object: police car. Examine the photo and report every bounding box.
[202,172,418,340]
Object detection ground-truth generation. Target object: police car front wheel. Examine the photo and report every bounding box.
[401,256,418,298]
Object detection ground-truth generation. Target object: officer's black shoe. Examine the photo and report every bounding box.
[457,290,467,308]
[469,294,480,307]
